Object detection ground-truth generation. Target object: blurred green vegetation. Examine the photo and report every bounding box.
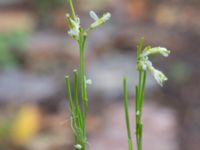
[170,61,192,83]
[33,0,65,25]
[34,0,65,12]
[0,31,28,69]
[0,120,12,141]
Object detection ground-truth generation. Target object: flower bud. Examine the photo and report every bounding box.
[141,47,170,57]
[89,11,111,29]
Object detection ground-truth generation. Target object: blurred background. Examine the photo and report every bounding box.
[0,0,200,150]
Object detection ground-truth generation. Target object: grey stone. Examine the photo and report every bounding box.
[0,70,59,103]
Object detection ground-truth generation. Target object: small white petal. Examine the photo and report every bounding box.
[151,68,168,86]
[68,29,79,40]
[139,61,147,70]
[68,29,76,36]
[86,79,92,85]
[141,51,150,57]
[74,144,82,149]
[102,13,111,21]
[159,47,170,57]
[139,58,152,71]
[90,11,99,20]
[76,17,80,25]
[67,16,80,40]
[84,76,92,89]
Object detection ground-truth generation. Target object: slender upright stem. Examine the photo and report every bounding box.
[79,32,88,116]
[65,76,78,145]
[124,37,169,150]
[139,72,146,111]
[79,49,87,149]
[73,70,82,146]
[78,29,88,150]
[136,70,146,150]
[123,77,133,150]
[66,33,88,150]
[69,0,76,19]
[135,38,147,150]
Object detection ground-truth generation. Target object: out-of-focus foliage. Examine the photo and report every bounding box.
[0,31,28,69]
[34,0,64,9]
[31,0,65,26]
[0,120,12,140]
[170,61,192,83]
[33,0,65,16]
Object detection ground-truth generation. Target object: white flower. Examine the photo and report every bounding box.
[149,67,168,86]
[86,79,92,85]
[138,45,169,86]
[141,47,170,57]
[68,29,79,39]
[74,144,82,149]
[159,47,170,57]
[89,11,111,29]
[67,14,80,40]
[138,56,152,71]
[139,57,168,86]
[84,76,92,89]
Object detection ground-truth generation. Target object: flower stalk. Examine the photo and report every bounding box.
[123,77,133,150]
[123,37,170,150]
[135,38,146,150]
[65,0,111,149]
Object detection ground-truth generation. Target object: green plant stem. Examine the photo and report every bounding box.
[123,77,133,150]
[136,70,146,150]
[73,70,82,146]
[135,37,147,150]
[79,32,88,116]
[68,0,76,19]
[137,37,144,59]
[139,72,146,111]
[65,76,78,145]
[67,1,88,149]
[78,31,88,150]
[66,71,87,150]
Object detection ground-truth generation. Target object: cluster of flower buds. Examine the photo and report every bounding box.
[66,14,80,40]
[138,46,170,86]
[89,11,111,29]
[66,11,111,41]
